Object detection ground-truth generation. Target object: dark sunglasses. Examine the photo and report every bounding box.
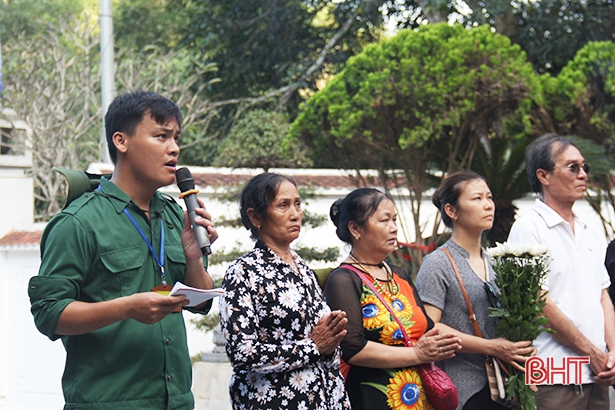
[555,162,590,175]
[484,281,501,309]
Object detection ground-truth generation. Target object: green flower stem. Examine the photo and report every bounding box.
[489,252,551,410]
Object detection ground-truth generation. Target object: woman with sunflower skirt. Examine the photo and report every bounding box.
[325,188,462,410]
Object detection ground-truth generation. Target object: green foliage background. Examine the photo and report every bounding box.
[3,0,615,251]
[4,0,615,352]
[214,110,312,171]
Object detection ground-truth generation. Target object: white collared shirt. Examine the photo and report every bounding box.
[508,199,610,384]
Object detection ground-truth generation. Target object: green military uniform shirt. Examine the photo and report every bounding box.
[29,178,211,410]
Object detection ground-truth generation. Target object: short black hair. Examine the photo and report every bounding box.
[432,171,487,228]
[525,133,574,194]
[239,173,298,240]
[105,90,182,163]
[330,188,392,244]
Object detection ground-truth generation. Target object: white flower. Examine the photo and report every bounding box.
[237,294,252,309]
[291,318,301,331]
[302,369,317,385]
[246,373,259,388]
[271,306,287,318]
[238,341,257,357]
[280,386,295,399]
[254,377,271,393]
[486,242,550,258]
[237,315,251,329]
[254,387,270,404]
[219,298,230,321]
[279,288,301,310]
[289,369,311,393]
[272,327,285,340]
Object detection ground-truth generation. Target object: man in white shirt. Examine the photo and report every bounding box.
[508,133,615,409]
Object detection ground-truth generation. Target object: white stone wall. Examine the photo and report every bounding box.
[193,362,232,410]
[0,162,33,240]
[0,108,33,240]
[0,246,65,410]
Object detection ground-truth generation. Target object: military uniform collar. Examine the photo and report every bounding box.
[98,177,166,215]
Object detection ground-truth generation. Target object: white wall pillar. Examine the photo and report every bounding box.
[0,108,34,239]
[0,245,66,410]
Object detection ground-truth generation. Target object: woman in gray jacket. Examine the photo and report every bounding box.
[416,171,535,410]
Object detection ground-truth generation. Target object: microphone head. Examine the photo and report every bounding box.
[176,167,195,192]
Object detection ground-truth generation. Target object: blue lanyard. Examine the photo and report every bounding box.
[123,209,166,285]
[98,186,166,285]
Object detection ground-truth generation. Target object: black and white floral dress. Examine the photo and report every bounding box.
[219,241,351,410]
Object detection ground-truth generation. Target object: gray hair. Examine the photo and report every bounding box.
[525,134,574,194]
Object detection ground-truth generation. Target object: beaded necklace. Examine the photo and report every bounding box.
[348,253,399,298]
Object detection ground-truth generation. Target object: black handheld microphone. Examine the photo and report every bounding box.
[176,167,212,256]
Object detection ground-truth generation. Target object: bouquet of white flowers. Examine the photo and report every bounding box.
[485,242,551,410]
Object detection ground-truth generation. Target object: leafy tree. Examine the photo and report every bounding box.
[433,0,615,75]
[179,0,333,100]
[159,0,434,164]
[540,42,615,238]
[546,41,615,145]
[291,23,540,270]
[177,0,425,101]
[114,46,221,167]
[1,17,220,219]
[213,109,312,171]
[1,21,101,220]
[114,0,184,50]
[107,0,615,170]
[0,0,83,41]
[509,0,615,75]
[111,0,394,164]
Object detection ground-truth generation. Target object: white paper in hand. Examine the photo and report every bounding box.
[168,282,224,307]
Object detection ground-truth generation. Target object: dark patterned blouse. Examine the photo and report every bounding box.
[219,241,351,410]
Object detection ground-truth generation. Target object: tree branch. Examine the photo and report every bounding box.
[238,0,280,30]
[208,0,371,111]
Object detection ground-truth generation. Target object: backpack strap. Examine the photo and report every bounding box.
[313,267,334,291]
[53,167,112,209]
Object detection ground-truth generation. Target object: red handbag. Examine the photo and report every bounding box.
[343,264,459,410]
[417,362,459,410]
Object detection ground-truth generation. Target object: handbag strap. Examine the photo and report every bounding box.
[440,247,484,338]
[341,263,413,347]
[441,248,513,377]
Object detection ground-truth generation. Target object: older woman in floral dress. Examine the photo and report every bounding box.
[219,172,351,410]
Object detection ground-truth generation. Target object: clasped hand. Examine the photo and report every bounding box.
[311,310,348,356]
[592,349,615,386]
[414,328,462,364]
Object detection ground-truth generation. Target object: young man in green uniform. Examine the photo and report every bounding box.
[28,91,218,410]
